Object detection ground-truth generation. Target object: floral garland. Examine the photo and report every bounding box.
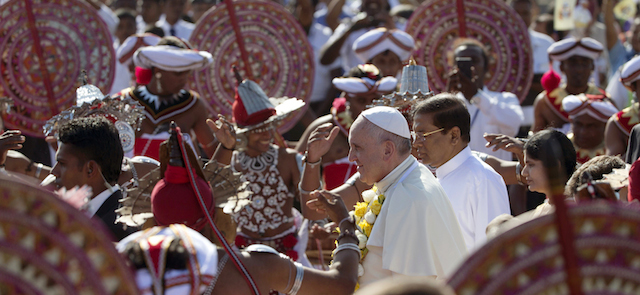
[332,185,385,290]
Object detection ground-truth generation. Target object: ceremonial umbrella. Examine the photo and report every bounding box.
[405,0,533,102]
[188,0,315,133]
[0,0,115,137]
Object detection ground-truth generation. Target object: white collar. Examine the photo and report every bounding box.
[375,155,414,194]
[87,184,120,217]
[435,146,472,179]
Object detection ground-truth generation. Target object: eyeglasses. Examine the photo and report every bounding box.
[411,128,444,141]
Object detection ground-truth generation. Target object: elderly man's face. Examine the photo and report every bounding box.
[411,112,449,168]
[348,120,386,185]
[572,114,605,150]
[561,56,593,89]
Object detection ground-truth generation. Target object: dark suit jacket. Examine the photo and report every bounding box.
[94,189,138,241]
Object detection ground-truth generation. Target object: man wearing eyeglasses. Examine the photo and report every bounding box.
[412,94,511,250]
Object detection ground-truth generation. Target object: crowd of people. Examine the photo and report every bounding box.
[3,0,640,293]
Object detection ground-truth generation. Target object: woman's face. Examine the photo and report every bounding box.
[522,151,551,195]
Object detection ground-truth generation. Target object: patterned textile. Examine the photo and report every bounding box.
[187,0,314,133]
[232,145,295,235]
[0,174,137,294]
[614,102,640,136]
[405,0,533,101]
[0,0,114,137]
[122,86,198,125]
[448,202,640,294]
[542,84,608,123]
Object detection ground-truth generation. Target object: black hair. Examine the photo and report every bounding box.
[411,93,471,143]
[157,36,190,49]
[57,117,123,184]
[344,64,383,80]
[452,38,490,70]
[124,237,189,293]
[565,155,625,196]
[524,129,577,189]
[115,8,137,21]
[144,25,166,37]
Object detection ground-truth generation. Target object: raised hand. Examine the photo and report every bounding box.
[484,133,525,161]
[446,66,479,101]
[206,114,236,150]
[307,190,350,222]
[307,123,340,163]
[0,130,25,165]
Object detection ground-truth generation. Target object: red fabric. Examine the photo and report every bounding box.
[135,67,153,85]
[134,138,162,161]
[541,69,561,94]
[323,162,357,191]
[232,91,276,127]
[628,158,640,202]
[151,166,215,231]
[332,97,347,113]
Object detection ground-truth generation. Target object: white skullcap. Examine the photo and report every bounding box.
[117,33,161,66]
[547,37,603,61]
[353,28,415,63]
[116,225,218,295]
[620,55,640,87]
[332,76,397,94]
[134,45,213,72]
[360,106,410,138]
[562,94,618,122]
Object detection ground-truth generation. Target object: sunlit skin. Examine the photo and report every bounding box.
[51,143,89,190]
[561,56,594,94]
[521,152,551,196]
[244,129,274,157]
[347,121,387,185]
[412,113,456,168]
[572,114,606,150]
[370,51,403,77]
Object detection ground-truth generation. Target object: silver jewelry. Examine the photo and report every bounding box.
[288,262,304,295]
[155,72,163,93]
[332,243,361,260]
[298,182,322,195]
[34,163,43,179]
[302,152,322,168]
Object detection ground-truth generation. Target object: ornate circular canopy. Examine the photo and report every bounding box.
[188,0,314,133]
[405,0,533,101]
[448,203,640,294]
[0,176,137,294]
[0,0,115,137]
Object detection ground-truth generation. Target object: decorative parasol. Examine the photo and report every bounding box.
[0,0,115,137]
[405,0,533,101]
[0,176,138,294]
[448,201,640,294]
[188,0,314,133]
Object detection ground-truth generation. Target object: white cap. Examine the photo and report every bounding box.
[562,94,618,122]
[116,33,161,66]
[332,76,397,94]
[133,45,213,72]
[353,28,415,63]
[620,55,640,87]
[361,106,410,138]
[547,37,603,61]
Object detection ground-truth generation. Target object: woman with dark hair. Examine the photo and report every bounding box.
[522,129,577,200]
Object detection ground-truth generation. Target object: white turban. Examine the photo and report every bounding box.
[620,55,640,87]
[353,28,415,63]
[116,225,219,295]
[360,106,411,138]
[332,76,397,94]
[133,45,213,72]
[117,33,161,66]
[562,94,617,122]
[547,37,603,61]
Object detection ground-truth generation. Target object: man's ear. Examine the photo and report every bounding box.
[382,140,395,161]
[450,127,461,146]
[86,160,99,178]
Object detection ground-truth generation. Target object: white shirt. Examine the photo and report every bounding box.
[459,87,524,161]
[308,22,341,103]
[87,185,121,217]
[156,15,195,40]
[359,156,467,287]
[529,29,554,74]
[327,22,369,72]
[436,147,511,250]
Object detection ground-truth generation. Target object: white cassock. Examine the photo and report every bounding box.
[360,156,467,287]
[436,146,511,251]
[458,87,524,161]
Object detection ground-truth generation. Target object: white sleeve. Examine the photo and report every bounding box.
[473,173,510,248]
[97,4,118,35]
[472,89,524,137]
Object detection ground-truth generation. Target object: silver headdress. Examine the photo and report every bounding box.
[372,57,434,113]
